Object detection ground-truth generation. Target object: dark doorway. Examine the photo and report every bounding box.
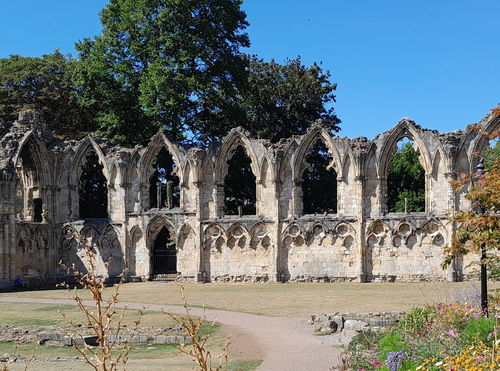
[151,227,177,275]
[223,145,256,215]
[33,198,43,222]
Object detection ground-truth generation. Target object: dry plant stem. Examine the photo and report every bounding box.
[59,233,142,371]
[0,343,36,371]
[165,285,230,371]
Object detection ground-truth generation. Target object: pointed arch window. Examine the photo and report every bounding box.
[223,145,256,216]
[78,151,108,219]
[149,147,180,209]
[387,137,425,213]
[15,138,45,222]
[301,139,337,214]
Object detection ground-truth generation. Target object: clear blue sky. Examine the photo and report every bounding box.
[1,0,499,140]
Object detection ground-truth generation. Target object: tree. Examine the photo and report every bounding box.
[199,55,340,142]
[73,0,250,146]
[445,128,500,280]
[0,51,95,138]
[387,141,426,212]
[485,139,499,170]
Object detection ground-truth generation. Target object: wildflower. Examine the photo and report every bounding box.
[373,360,383,367]
[385,350,404,371]
[435,361,443,366]
[447,328,458,338]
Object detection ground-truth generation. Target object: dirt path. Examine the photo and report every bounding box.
[0,296,342,371]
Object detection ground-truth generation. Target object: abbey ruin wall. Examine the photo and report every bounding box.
[0,108,498,288]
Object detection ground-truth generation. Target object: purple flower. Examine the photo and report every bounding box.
[385,350,404,371]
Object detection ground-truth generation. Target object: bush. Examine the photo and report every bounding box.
[344,301,498,371]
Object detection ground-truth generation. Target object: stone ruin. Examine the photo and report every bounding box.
[0,107,498,288]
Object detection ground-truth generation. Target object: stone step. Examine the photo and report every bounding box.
[150,273,178,281]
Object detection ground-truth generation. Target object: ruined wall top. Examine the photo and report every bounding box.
[1,106,499,185]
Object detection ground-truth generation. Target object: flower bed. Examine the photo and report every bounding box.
[346,301,499,370]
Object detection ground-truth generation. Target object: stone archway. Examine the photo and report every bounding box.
[148,218,177,277]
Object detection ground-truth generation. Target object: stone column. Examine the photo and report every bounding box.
[0,180,16,287]
[377,176,387,216]
[354,175,366,282]
[292,179,303,216]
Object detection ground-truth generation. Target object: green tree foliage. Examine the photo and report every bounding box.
[78,152,108,219]
[302,140,337,214]
[0,51,95,138]
[149,147,180,209]
[201,55,340,142]
[445,129,500,279]
[223,145,256,215]
[387,141,425,212]
[485,139,499,169]
[73,0,250,146]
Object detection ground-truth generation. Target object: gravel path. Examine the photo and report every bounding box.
[0,296,342,371]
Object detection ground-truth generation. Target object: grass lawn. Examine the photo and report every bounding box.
[1,341,260,371]
[2,281,499,317]
[0,302,262,371]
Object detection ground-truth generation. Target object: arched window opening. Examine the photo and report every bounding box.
[302,140,337,214]
[151,226,176,275]
[16,142,42,222]
[78,151,108,219]
[224,145,256,216]
[485,137,499,170]
[387,138,425,213]
[33,198,43,223]
[149,147,180,209]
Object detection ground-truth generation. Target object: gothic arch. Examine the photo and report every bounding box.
[214,128,260,184]
[377,120,432,177]
[127,225,143,276]
[147,215,177,275]
[14,131,52,185]
[292,126,342,181]
[13,132,52,222]
[138,132,185,185]
[125,150,141,185]
[147,216,176,250]
[470,114,500,169]
[177,223,196,246]
[68,136,110,186]
[278,139,299,181]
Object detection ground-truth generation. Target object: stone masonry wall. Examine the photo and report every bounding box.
[0,107,498,287]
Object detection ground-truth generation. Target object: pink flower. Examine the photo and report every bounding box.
[447,328,458,337]
[373,360,383,367]
[369,345,375,350]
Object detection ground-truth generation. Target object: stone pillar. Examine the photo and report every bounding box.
[354,176,367,282]
[378,176,387,216]
[336,175,344,216]
[0,180,16,287]
[292,179,303,216]
[215,183,225,217]
[270,177,281,283]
